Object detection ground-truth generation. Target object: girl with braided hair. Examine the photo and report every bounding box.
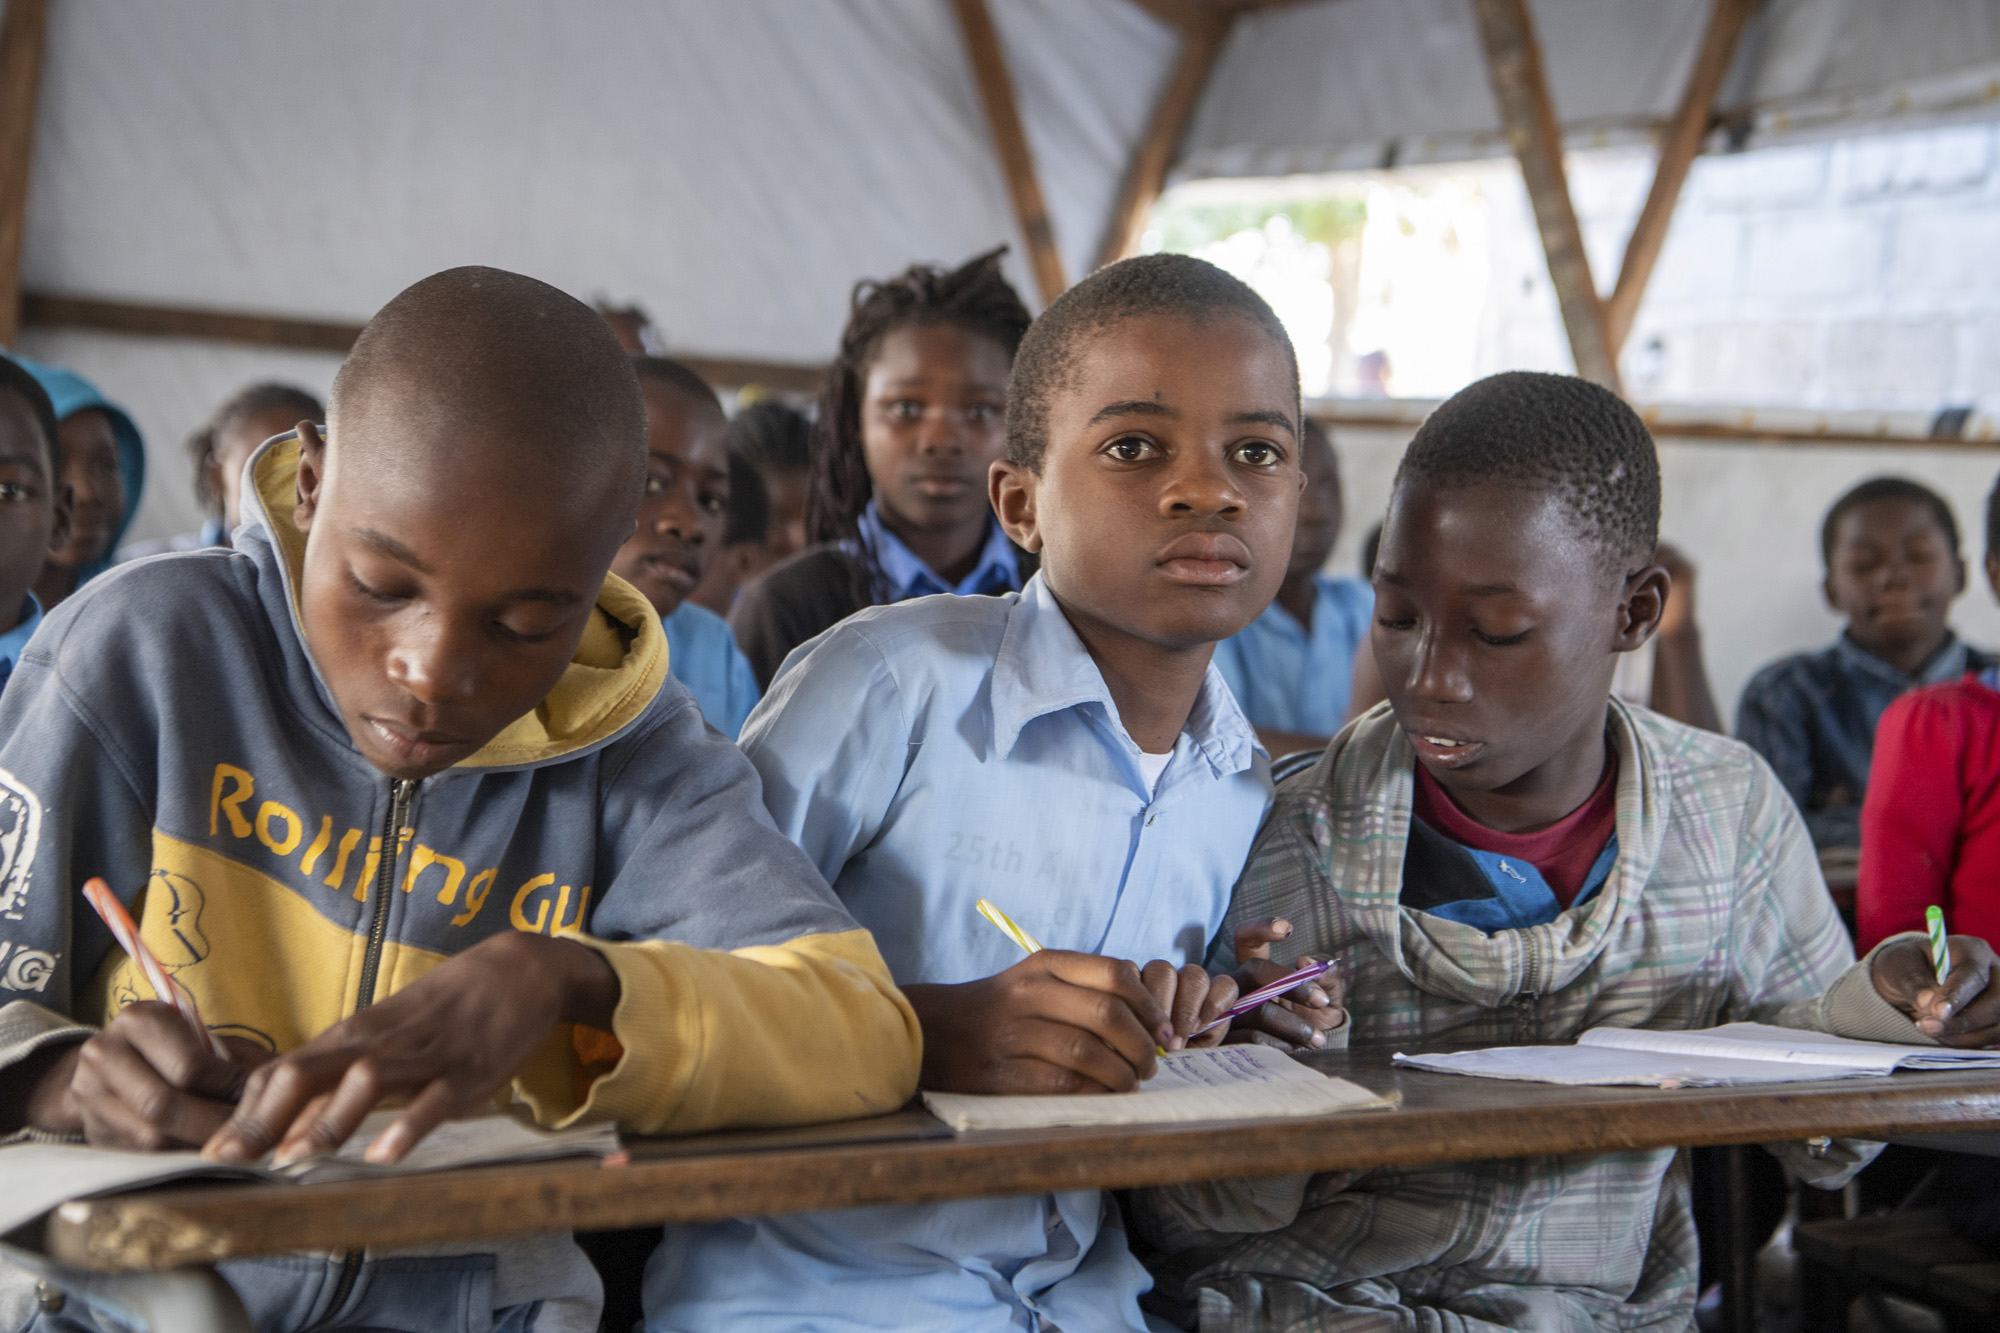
[728,247,1033,687]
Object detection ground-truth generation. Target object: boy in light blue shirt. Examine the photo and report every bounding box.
[645,256,1341,1330]
[0,356,68,698]
[1212,419,1373,757]
[608,356,761,736]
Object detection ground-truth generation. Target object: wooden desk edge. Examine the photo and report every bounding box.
[44,1074,2000,1272]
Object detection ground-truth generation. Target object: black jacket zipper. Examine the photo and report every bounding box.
[314,776,416,1327]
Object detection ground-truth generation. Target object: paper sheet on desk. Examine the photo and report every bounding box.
[921,1044,1395,1132]
[1396,1021,2000,1088]
[0,1112,619,1238]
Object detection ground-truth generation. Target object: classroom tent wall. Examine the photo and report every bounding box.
[8,0,2000,718]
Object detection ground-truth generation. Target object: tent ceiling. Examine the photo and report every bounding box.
[13,0,2000,366]
[1186,0,2000,179]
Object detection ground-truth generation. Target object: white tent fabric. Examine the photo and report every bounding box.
[1185,0,2000,179]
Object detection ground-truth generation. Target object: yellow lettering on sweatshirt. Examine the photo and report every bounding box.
[299,816,333,877]
[210,764,254,838]
[353,836,383,901]
[404,845,466,905]
[511,873,557,933]
[453,869,498,928]
[256,801,303,856]
[322,828,362,890]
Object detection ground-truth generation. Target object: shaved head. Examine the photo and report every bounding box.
[329,266,646,528]
[295,267,654,778]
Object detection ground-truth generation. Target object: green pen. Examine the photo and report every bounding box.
[1927,905,1951,987]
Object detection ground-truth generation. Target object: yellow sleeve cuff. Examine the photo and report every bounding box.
[515,928,920,1135]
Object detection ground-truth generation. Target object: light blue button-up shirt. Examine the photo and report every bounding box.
[646,574,1272,1333]
[0,593,41,697]
[659,600,760,739]
[1212,571,1374,738]
[856,498,1021,602]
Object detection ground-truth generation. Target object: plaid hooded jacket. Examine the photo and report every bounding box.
[1136,700,1922,1332]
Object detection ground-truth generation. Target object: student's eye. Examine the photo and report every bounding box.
[965,402,1001,425]
[1104,435,1157,463]
[1234,441,1282,467]
[0,482,29,501]
[643,475,669,497]
[1473,627,1531,647]
[886,399,924,422]
[699,490,727,516]
[493,616,565,645]
[1376,615,1416,632]
[348,572,406,605]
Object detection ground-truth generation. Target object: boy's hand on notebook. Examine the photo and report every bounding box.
[1873,934,2000,1047]
[202,931,620,1167]
[1141,960,1239,1050]
[49,1001,266,1149]
[1225,917,1345,1050]
[903,952,1174,1095]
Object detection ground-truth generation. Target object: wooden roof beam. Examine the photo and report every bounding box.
[0,0,49,348]
[1098,6,1237,270]
[18,293,830,393]
[1470,0,1622,394]
[1604,0,1759,357]
[951,0,1068,305]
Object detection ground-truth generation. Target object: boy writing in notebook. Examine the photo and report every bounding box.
[1136,372,2000,1331]
[647,255,1339,1332]
[0,268,918,1332]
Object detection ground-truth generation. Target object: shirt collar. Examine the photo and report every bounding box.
[1834,630,1972,688]
[857,500,1019,601]
[990,573,1261,777]
[0,593,42,667]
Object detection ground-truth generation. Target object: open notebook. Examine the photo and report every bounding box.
[1396,1022,2000,1088]
[0,1111,619,1238]
[922,1044,1396,1132]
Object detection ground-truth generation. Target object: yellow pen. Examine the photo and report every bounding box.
[976,898,1043,954]
[974,897,1168,1056]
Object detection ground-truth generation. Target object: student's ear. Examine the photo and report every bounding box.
[990,458,1043,554]
[1952,551,1969,599]
[1986,553,2000,605]
[46,481,71,556]
[1613,562,1671,651]
[293,421,327,535]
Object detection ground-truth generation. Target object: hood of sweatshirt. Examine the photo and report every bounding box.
[1315,700,1670,1009]
[10,355,146,581]
[240,431,671,769]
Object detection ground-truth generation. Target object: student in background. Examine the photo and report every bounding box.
[119,382,323,560]
[0,357,70,695]
[609,357,761,738]
[0,269,918,1332]
[1136,372,2000,1329]
[729,248,1033,688]
[649,255,1339,1333]
[1739,477,1985,886]
[1858,473,2000,951]
[689,398,811,617]
[1213,418,1371,757]
[12,356,143,610]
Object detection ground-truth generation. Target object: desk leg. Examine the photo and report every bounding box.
[1722,1144,1756,1333]
[0,1245,252,1333]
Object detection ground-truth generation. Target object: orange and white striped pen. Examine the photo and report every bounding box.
[80,876,228,1059]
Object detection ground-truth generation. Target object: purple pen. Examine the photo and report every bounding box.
[1194,957,1339,1036]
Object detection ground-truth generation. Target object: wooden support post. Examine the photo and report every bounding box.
[1603,0,1757,356]
[951,0,1068,305]
[0,0,49,348]
[1469,0,1622,393]
[1096,7,1235,271]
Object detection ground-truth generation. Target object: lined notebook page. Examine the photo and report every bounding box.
[921,1044,1395,1132]
[1579,1023,2000,1072]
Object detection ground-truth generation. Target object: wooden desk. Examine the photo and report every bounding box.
[42,1049,2000,1274]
